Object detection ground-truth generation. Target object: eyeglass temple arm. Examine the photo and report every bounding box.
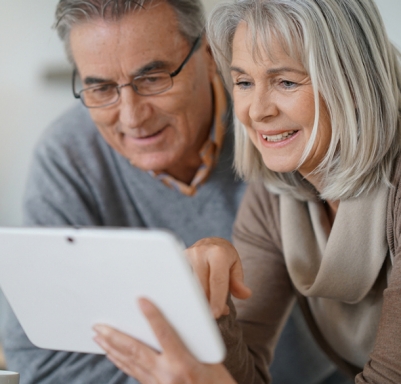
[170,35,202,78]
[72,69,81,99]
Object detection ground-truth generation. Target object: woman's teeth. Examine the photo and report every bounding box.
[262,130,296,142]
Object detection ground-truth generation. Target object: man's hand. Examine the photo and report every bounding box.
[185,237,252,318]
[93,298,237,384]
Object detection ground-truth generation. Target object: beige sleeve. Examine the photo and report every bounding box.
[219,183,295,384]
[355,248,401,383]
[355,177,401,383]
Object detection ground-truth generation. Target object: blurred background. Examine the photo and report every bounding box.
[0,0,400,228]
[0,0,400,368]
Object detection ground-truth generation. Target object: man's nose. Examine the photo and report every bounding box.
[248,87,278,123]
[118,85,152,128]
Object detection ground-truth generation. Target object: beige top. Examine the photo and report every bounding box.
[280,181,389,368]
[219,159,401,384]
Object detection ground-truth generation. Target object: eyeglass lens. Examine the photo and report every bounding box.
[73,35,201,108]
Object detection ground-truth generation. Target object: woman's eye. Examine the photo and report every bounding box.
[235,81,253,90]
[279,80,298,89]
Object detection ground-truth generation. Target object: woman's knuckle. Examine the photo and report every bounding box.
[128,344,144,362]
[180,360,201,383]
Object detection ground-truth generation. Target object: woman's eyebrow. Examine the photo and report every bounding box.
[230,65,306,76]
[230,66,246,74]
[265,67,306,76]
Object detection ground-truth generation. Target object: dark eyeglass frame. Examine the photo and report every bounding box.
[72,35,202,108]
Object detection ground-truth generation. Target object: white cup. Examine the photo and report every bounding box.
[0,371,19,384]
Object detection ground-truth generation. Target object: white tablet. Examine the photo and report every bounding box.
[0,227,226,363]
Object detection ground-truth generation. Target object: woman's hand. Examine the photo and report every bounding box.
[185,237,252,319]
[93,298,236,384]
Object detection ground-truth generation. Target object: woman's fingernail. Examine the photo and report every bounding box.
[138,297,153,313]
[93,324,107,335]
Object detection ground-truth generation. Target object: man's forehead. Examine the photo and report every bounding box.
[69,5,188,77]
[69,1,181,43]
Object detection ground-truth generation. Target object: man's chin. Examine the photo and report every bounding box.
[127,155,175,173]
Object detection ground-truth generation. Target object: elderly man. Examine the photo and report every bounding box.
[2,1,345,383]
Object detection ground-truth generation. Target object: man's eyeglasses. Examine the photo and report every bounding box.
[72,35,202,109]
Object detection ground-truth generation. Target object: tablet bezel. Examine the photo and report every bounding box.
[0,227,226,364]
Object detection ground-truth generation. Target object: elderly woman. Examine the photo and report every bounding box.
[94,0,401,383]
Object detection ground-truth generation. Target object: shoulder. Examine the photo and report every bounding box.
[238,182,280,222]
[32,103,115,174]
[34,103,105,162]
[234,182,281,247]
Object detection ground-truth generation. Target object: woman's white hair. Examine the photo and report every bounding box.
[207,0,401,201]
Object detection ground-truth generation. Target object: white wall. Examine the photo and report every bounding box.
[375,0,401,50]
[0,0,400,226]
[0,0,72,226]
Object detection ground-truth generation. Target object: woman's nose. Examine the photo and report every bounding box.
[248,87,278,122]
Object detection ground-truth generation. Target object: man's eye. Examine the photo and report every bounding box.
[146,77,161,83]
[91,84,115,93]
[141,74,166,84]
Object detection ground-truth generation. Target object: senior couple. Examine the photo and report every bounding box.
[3,0,401,383]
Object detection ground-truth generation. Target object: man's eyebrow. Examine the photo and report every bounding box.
[83,76,112,86]
[82,61,170,86]
[230,65,306,76]
[131,60,169,77]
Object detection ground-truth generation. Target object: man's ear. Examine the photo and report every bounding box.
[201,37,218,81]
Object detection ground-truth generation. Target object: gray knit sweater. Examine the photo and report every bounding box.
[2,103,244,384]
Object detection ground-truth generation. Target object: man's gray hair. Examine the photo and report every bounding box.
[207,0,401,201]
[55,0,205,62]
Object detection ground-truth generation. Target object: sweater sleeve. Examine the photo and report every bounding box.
[355,171,401,383]
[221,183,295,384]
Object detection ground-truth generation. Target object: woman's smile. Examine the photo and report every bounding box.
[257,129,300,147]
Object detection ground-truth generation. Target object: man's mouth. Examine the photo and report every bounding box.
[138,129,163,139]
[261,130,298,142]
[124,126,166,140]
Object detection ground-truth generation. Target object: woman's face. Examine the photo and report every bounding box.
[231,22,332,182]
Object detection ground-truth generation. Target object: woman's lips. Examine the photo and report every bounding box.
[261,130,297,142]
[257,129,300,147]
